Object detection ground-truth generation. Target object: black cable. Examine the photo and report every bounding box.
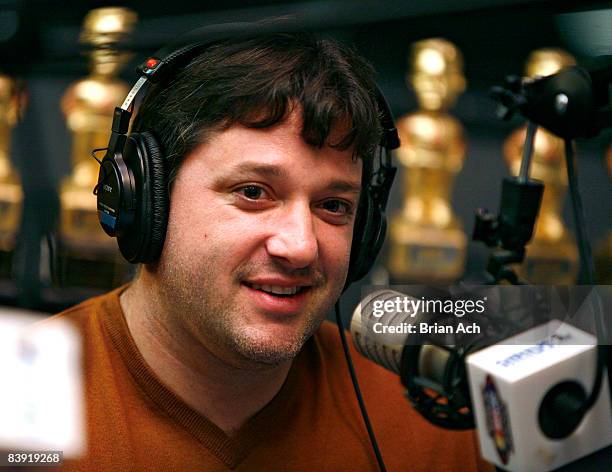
[90,147,107,165]
[564,140,596,284]
[90,147,108,196]
[563,138,609,412]
[334,301,387,472]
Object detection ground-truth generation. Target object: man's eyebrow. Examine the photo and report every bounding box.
[227,161,361,193]
[326,180,361,194]
[229,162,288,179]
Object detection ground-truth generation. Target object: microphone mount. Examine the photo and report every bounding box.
[491,56,612,140]
[472,57,612,444]
[400,343,477,430]
[472,121,543,285]
[475,56,612,285]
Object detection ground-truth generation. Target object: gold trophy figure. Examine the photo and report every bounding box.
[503,49,578,284]
[59,8,136,288]
[388,38,467,283]
[0,74,25,275]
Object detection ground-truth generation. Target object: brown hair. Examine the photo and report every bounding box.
[133,32,382,184]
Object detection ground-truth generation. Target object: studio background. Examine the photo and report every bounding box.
[0,0,610,313]
[0,1,610,470]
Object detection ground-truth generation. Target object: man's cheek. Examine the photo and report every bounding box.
[322,237,351,273]
[329,242,352,285]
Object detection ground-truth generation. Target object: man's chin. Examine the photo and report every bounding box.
[229,341,301,367]
[228,326,318,367]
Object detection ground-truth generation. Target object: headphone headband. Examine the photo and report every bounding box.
[114,22,400,152]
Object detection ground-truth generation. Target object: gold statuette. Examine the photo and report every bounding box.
[388,38,467,283]
[0,74,25,262]
[59,7,137,288]
[503,49,578,284]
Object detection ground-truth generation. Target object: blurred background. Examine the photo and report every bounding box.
[0,0,610,313]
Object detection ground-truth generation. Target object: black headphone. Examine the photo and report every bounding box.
[96,23,399,287]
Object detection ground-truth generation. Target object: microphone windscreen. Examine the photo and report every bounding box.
[350,289,418,375]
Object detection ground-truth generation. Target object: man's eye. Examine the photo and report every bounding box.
[322,199,352,215]
[238,185,265,200]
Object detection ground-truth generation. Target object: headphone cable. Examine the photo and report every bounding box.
[563,138,609,411]
[335,301,387,472]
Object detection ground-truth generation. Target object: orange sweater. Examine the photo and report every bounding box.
[51,287,491,471]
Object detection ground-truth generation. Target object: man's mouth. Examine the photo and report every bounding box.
[243,282,309,297]
[241,279,315,315]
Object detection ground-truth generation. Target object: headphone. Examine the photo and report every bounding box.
[96,23,399,287]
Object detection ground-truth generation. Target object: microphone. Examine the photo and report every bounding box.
[350,289,475,430]
[350,288,612,471]
[350,289,452,377]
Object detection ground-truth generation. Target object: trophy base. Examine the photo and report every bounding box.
[0,181,22,243]
[0,183,21,285]
[56,236,134,291]
[60,188,111,244]
[0,229,18,296]
[517,239,579,284]
[388,225,467,283]
[0,248,13,279]
[56,187,135,290]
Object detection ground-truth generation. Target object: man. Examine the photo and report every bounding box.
[55,31,489,471]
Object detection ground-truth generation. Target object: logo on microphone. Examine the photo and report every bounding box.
[482,375,514,465]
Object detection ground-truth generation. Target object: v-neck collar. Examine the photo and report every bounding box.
[99,287,310,468]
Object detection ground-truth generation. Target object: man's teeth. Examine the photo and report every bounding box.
[251,284,300,295]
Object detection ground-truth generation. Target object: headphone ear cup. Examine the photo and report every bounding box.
[137,132,168,263]
[116,132,168,263]
[346,192,385,286]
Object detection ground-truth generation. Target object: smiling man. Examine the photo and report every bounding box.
[53,31,490,471]
[120,109,362,434]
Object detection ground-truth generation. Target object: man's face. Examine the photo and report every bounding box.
[153,111,362,368]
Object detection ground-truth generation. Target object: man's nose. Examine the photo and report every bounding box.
[265,201,318,269]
